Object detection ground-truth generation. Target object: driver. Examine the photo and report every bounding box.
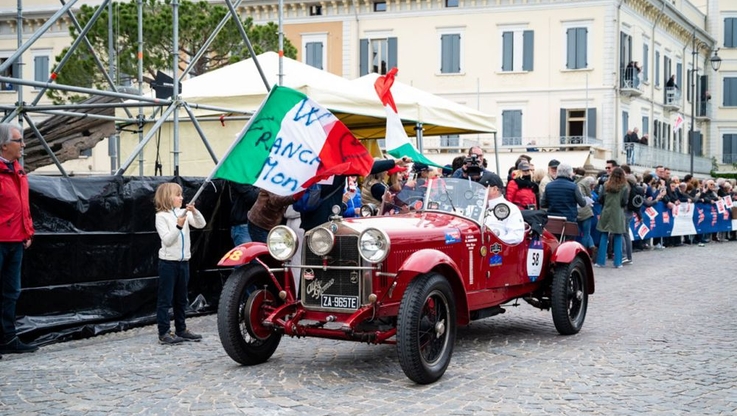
[480,172,525,245]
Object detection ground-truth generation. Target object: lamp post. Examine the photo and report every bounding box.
[689,35,721,176]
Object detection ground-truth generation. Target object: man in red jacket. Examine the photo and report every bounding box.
[0,123,37,355]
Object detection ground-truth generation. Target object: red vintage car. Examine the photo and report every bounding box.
[216,178,595,384]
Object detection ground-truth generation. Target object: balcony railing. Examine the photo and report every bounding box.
[620,71,643,97]
[722,153,737,165]
[665,87,681,109]
[696,100,711,119]
[623,142,711,174]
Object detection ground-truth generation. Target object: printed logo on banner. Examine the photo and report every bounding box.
[724,195,733,209]
[637,224,649,239]
[526,239,544,282]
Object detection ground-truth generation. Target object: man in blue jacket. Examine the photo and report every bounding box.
[540,163,586,222]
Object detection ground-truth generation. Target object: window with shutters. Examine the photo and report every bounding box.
[439,31,462,74]
[723,133,737,163]
[655,50,661,87]
[302,34,327,71]
[445,0,459,7]
[725,18,737,48]
[565,27,588,70]
[501,110,523,146]
[500,29,534,72]
[33,55,49,84]
[642,115,649,135]
[373,1,386,12]
[724,77,737,107]
[359,37,397,76]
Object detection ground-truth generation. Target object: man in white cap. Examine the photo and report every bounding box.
[481,172,525,245]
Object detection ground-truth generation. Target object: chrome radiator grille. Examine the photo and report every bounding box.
[301,235,362,310]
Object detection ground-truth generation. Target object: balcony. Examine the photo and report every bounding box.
[695,100,711,121]
[664,87,681,111]
[623,142,711,174]
[620,72,643,98]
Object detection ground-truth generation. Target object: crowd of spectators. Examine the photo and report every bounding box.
[229,147,737,272]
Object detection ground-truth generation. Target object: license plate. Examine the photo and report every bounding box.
[321,294,358,310]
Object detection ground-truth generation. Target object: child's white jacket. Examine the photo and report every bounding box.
[155,208,207,261]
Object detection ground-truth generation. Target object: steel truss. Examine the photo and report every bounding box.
[0,0,274,179]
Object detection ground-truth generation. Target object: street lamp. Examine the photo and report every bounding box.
[689,36,721,176]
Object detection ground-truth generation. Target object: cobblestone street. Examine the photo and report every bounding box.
[1,242,736,415]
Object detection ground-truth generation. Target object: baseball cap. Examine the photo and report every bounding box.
[478,172,505,189]
[517,161,531,171]
[412,162,430,173]
[548,159,560,168]
[387,165,407,175]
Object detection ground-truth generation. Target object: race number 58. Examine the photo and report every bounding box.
[526,239,544,282]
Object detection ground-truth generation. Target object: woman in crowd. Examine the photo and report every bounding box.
[594,167,628,268]
[506,161,538,210]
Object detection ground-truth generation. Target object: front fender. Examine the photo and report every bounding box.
[218,242,272,267]
[551,241,595,294]
[398,248,470,325]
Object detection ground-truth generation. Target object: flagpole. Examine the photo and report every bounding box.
[189,85,278,204]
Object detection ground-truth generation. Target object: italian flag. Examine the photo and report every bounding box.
[374,68,442,167]
[213,85,374,196]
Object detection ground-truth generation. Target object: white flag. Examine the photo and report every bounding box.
[673,113,684,131]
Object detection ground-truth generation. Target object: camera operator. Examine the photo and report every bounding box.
[452,146,489,179]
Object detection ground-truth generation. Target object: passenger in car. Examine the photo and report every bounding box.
[482,172,525,245]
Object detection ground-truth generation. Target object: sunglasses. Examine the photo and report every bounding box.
[10,139,24,144]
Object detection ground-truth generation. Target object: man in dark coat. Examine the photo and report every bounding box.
[540,163,586,222]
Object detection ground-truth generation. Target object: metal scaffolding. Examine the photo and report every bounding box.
[0,0,274,178]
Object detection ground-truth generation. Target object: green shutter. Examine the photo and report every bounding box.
[387,37,398,70]
[502,32,513,71]
[523,30,534,71]
[587,108,596,139]
[360,39,369,76]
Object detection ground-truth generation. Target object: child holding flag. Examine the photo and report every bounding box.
[154,183,206,345]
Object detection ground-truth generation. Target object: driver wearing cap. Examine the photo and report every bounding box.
[480,172,525,245]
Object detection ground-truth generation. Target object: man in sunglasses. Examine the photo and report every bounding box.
[0,123,38,355]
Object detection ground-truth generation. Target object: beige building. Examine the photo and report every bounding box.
[2,0,735,176]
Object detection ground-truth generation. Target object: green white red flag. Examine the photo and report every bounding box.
[374,68,442,168]
[213,85,374,196]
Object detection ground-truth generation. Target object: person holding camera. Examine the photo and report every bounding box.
[451,146,489,179]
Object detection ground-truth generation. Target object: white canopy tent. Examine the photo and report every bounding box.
[118,52,496,176]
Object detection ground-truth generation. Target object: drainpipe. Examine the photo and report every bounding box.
[614,0,624,161]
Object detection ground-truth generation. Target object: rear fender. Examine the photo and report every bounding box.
[551,241,595,294]
[398,249,470,325]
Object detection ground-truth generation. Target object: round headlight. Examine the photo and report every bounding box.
[308,227,334,256]
[358,228,390,263]
[267,226,298,261]
[360,204,377,217]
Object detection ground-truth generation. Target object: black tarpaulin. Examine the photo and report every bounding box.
[16,175,233,344]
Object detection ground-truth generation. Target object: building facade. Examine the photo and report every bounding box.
[2,0,735,175]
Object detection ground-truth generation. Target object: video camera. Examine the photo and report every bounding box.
[464,154,483,177]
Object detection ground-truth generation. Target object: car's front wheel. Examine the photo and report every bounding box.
[217,264,282,365]
[551,257,589,335]
[397,272,456,384]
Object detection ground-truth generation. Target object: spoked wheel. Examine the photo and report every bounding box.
[551,257,589,335]
[217,265,283,365]
[397,273,456,384]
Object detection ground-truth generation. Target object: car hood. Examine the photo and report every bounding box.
[337,212,478,238]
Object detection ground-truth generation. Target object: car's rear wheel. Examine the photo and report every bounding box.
[397,272,456,384]
[217,264,282,365]
[551,257,588,335]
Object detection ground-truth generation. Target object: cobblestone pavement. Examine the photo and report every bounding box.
[1,241,736,415]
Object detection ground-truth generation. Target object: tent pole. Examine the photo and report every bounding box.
[115,103,178,176]
[182,103,220,164]
[172,0,180,177]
